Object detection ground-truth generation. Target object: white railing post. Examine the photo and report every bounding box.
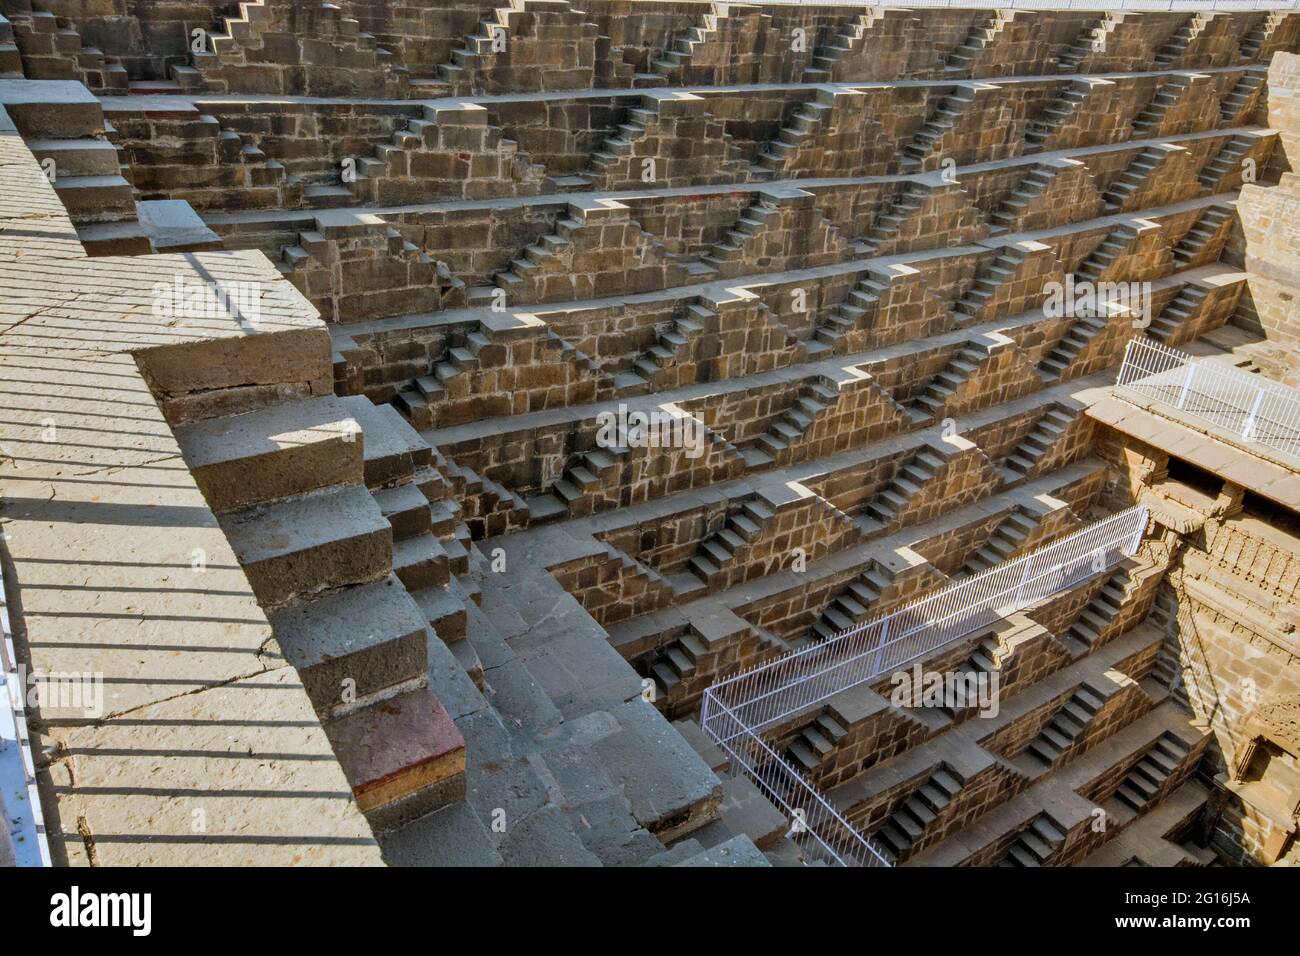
[872,618,890,678]
[1242,389,1264,441]
[1176,361,1196,410]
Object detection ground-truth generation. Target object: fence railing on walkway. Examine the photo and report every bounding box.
[1,536,50,867]
[1116,337,1300,460]
[700,505,1149,866]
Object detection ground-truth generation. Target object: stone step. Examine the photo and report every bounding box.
[174,396,362,512]
[267,574,428,713]
[52,172,136,222]
[25,137,120,177]
[222,484,391,609]
[324,685,466,833]
[339,395,432,487]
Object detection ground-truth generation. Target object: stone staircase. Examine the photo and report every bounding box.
[4,6,128,91]
[1219,71,1265,124]
[1111,733,1191,813]
[756,90,840,175]
[862,446,943,529]
[571,104,658,189]
[647,633,710,701]
[650,3,723,83]
[746,380,839,466]
[546,441,630,518]
[872,766,964,862]
[1172,205,1232,269]
[1131,75,1193,138]
[962,510,1039,575]
[1240,11,1288,62]
[997,814,1067,866]
[1198,134,1252,191]
[899,88,974,171]
[1039,314,1107,382]
[807,564,895,643]
[860,182,928,254]
[1148,283,1210,345]
[192,0,408,96]
[1004,407,1077,479]
[1102,146,1168,211]
[173,395,467,832]
[1024,81,1091,151]
[1153,13,1208,68]
[785,712,849,773]
[614,311,707,395]
[801,11,887,83]
[1063,565,1135,649]
[688,497,773,584]
[913,344,985,418]
[1023,682,1107,767]
[813,274,890,352]
[698,195,798,274]
[943,11,1015,73]
[346,104,544,204]
[952,246,1030,320]
[1056,15,1113,74]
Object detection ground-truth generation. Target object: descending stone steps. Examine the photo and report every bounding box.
[785,713,849,773]
[1023,683,1107,767]
[1064,566,1136,649]
[952,246,1029,319]
[614,310,707,395]
[1056,16,1111,74]
[1240,11,1288,62]
[1131,75,1193,137]
[1219,71,1265,123]
[688,497,773,584]
[1147,283,1211,345]
[801,11,890,82]
[648,633,709,699]
[649,6,722,83]
[1198,134,1252,190]
[997,814,1067,866]
[863,446,944,528]
[963,510,1039,575]
[1153,14,1208,68]
[860,182,928,254]
[899,88,974,170]
[1171,205,1233,269]
[1102,146,1167,211]
[1025,81,1093,151]
[873,766,964,862]
[1004,407,1077,479]
[1039,314,1107,382]
[943,11,1014,73]
[1112,733,1191,812]
[913,345,984,417]
[807,564,895,644]
[747,382,837,464]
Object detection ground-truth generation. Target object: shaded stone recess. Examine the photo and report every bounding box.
[0,7,1299,868]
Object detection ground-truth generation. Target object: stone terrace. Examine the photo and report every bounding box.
[1,3,1299,867]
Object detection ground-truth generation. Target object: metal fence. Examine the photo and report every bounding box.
[700,505,1148,866]
[1,536,50,867]
[1117,337,1300,460]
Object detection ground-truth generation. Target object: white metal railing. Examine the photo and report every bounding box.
[700,506,1148,866]
[1117,338,1300,461]
[1,534,50,867]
